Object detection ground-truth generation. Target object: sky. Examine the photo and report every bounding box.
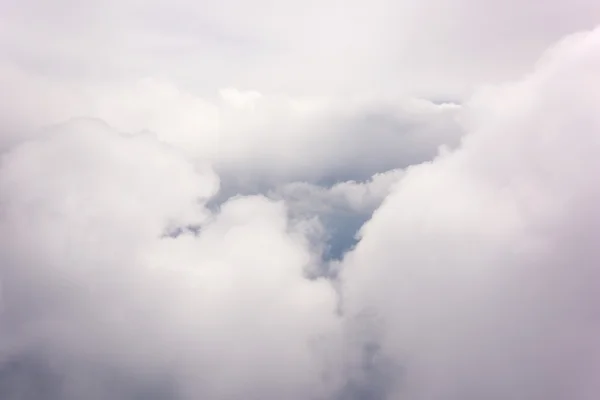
[1,0,600,399]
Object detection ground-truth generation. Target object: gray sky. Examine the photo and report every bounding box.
[1,0,599,98]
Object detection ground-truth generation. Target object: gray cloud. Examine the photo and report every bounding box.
[268,169,404,262]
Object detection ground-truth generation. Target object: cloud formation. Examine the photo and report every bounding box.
[341,26,600,400]
[1,0,599,98]
[0,119,342,400]
[1,0,600,399]
[0,72,463,194]
[270,169,405,261]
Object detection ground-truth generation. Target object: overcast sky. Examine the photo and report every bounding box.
[2,0,599,98]
[1,1,600,400]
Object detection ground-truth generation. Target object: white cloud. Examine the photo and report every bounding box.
[0,72,463,192]
[341,26,600,400]
[1,0,598,98]
[0,119,342,400]
[1,0,600,398]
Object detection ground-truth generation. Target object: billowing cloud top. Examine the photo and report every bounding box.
[1,1,600,400]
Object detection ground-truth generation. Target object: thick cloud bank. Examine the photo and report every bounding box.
[1,13,600,400]
[0,75,463,193]
[1,0,598,98]
[0,119,342,400]
[342,27,600,400]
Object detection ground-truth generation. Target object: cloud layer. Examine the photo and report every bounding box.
[2,0,599,97]
[1,1,600,399]
[0,119,342,400]
[341,26,600,400]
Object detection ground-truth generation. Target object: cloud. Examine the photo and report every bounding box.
[0,71,463,193]
[340,26,600,400]
[104,85,461,190]
[0,119,342,400]
[273,169,404,215]
[269,169,405,261]
[1,0,600,399]
[2,0,599,98]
